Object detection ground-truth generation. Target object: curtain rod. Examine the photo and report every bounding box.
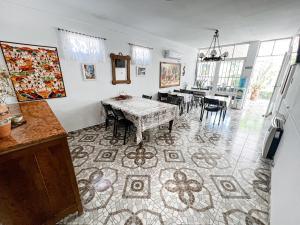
[128,43,153,50]
[58,28,107,40]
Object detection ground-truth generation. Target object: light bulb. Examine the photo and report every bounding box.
[222,51,229,57]
[199,53,205,58]
[211,49,217,57]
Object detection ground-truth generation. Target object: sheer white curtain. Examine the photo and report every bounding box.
[131,45,152,65]
[58,29,106,63]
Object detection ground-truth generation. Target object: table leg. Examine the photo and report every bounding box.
[169,120,174,133]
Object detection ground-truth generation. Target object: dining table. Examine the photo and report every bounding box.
[102,96,178,144]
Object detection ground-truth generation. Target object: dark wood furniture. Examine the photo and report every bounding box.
[0,101,82,225]
[111,108,133,144]
[110,53,131,85]
[142,94,152,100]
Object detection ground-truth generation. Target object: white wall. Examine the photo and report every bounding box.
[271,64,300,225]
[0,0,197,131]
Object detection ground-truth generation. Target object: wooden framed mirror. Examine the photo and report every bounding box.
[110,53,131,85]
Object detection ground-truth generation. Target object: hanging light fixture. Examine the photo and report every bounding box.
[198,30,228,62]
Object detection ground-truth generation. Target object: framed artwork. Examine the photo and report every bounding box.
[136,66,146,76]
[159,62,181,88]
[82,64,96,80]
[0,41,66,102]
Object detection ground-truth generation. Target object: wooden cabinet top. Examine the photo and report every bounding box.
[0,101,67,155]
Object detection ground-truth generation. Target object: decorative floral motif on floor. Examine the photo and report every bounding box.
[76,167,117,211]
[155,132,183,146]
[176,121,191,131]
[159,168,213,212]
[122,144,158,169]
[188,134,205,144]
[67,130,81,141]
[103,209,164,225]
[204,131,221,145]
[70,145,95,168]
[223,209,269,225]
[190,146,231,169]
[240,167,271,203]
[99,132,124,146]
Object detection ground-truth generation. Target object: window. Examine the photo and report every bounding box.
[221,43,249,58]
[291,35,299,64]
[196,61,216,88]
[130,45,152,65]
[258,38,291,57]
[233,44,249,58]
[58,29,106,63]
[218,60,244,88]
[196,43,249,90]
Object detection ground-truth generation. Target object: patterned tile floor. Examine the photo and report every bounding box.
[58,100,271,225]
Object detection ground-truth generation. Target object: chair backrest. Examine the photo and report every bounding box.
[142,94,152,100]
[203,97,220,106]
[158,92,168,101]
[180,89,193,94]
[111,108,126,120]
[102,103,113,116]
[215,93,229,98]
[167,94,182,106]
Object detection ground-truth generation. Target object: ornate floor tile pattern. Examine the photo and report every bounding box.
[123,175,151,199]
[164,149,185,163]
[58,100,272,225]
[210,175,250,199]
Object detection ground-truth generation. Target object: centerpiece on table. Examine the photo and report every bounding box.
[114,91,132,101]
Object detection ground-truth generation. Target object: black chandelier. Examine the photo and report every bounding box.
[198,30,228,62]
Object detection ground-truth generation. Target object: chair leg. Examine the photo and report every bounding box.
[218,110,222,125]
[105,118,108,130]
[223,108,227,121]
[213,112,217,124]
[124,126,128,145]
[114,121,118,137]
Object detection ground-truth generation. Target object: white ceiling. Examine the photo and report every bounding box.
[12,0,300,48]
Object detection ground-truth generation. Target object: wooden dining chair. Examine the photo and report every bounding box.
[167,94,184,115]
[142,94,152,100]
[102,103,116,131]
[158,92,168,102]
[111,108,133,144]
[200,97,223,124]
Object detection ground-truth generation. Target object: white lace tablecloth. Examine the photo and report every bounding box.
[102,97,178,143]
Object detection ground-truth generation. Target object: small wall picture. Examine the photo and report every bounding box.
[82,64,96,80]
[136,66,146,76]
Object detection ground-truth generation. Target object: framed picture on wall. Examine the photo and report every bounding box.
[136,66,146,76]
[159,62,181,88]
[0,41,66,102]
[82,64,96,80]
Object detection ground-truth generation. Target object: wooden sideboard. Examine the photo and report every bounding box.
[0,101,82,225]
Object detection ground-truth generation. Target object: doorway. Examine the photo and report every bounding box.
[248,38,291,114]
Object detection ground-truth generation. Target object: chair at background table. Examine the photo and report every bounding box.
[102,103,116,131]
[158,92,168,102]
[142,94,152,100]
[200,97,223,124]
[192,94,203,109]
[180,89,193,94]
[167,94,184,115]
[111,108,134,144]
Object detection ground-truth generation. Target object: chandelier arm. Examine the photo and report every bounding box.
[207,36,215,57]
[217,36,222,57]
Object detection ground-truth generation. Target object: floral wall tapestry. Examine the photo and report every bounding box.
[0,41,66,102]
[160,62,181,88]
